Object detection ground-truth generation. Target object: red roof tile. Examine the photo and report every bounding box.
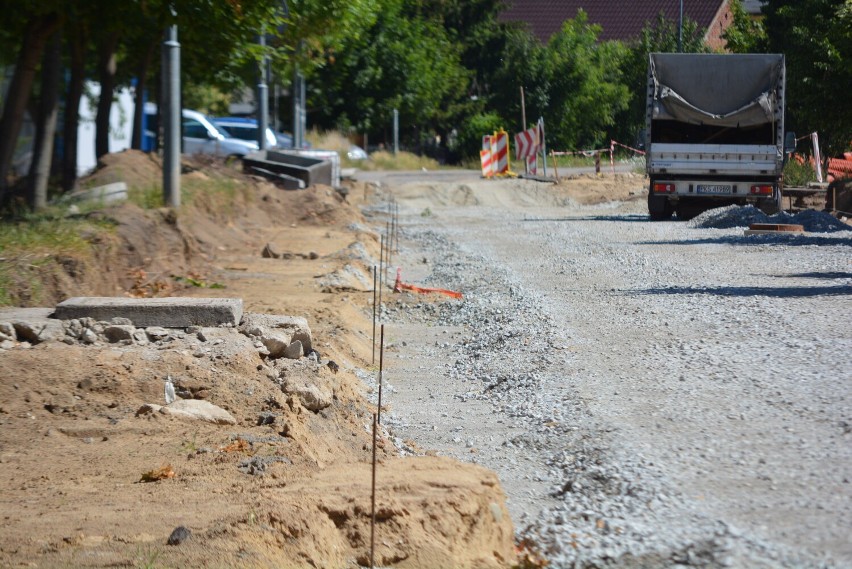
[500,0,727,43]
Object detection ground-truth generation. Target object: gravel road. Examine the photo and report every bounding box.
[362,173,852,568]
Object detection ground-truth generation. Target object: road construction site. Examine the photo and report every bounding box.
[0,154,850,568]
[366,171,851,568]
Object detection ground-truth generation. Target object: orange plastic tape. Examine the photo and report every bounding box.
[393,269,462,299]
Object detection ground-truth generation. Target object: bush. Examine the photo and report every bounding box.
[456,112,505,161]
[784,156,818,187]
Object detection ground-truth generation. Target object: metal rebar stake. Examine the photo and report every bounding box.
[378,235,384,319]
[377,324,385,424]
[370,412,377,569]
[372,265,377,365]
[386,221,392,270]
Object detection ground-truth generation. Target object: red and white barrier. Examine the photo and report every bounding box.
[480,150,494,178]
[526,154,538,175]
[515,124,540,159]
[492,129,509,175]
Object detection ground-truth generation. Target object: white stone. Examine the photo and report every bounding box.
[159,399,237,425]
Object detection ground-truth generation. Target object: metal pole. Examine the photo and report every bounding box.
[539,117,547,177]
[370,412,377,569]
[257,32,268,151]
[377,324,384,424]
[393,109,399,156]
[292,68,299,148]
[678,0,683,53]
[163,25,180,208]
[386,221,392,269]
[378,234,384,316]
[372,265,377,365]
[520,87,527,174]
[299,72,306,146]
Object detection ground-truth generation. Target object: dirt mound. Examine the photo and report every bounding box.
[554,173,646,204]
[80,149,163,192]
[0,153,517,568]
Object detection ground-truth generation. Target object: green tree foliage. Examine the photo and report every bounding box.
[542,11,630,150]
[613,12,708,145]
[309,0,468,142]
[487,27,550,133]
[457,111,504,159]
[721,0,766,53]
[762,0,851,157]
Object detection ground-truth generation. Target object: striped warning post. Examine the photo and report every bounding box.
[526,154,537,175]
[481,135,494,178]
[480,150,494,178]
[492,129,509,175]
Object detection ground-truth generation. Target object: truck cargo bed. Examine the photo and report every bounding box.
[648,143,780,175]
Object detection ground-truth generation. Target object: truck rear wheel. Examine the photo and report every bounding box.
[675,201,705,221]
[648,193,673,221]
[759,190,782,215]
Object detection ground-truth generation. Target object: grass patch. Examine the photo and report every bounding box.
[358,150,441,171]
[306,128,444,171]
[127,184,163,210]
[0,212,113,306]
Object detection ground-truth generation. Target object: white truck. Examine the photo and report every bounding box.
[645,53,795,220]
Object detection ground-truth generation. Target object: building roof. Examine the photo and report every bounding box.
[499,0,728,44]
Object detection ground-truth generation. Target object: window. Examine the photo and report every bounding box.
[183,119,209,139]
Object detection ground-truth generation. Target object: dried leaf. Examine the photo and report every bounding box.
[140,465,175,482]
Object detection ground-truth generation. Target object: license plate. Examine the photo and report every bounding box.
[696,184,732,194]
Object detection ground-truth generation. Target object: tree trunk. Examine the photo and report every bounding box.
[131,39,156,150]
[28,31,62,210]
[0,14,62,195]
[95,32,120,160]
[62,25,86,193]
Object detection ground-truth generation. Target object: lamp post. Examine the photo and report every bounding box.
[257,31,268,151]
[163,23,180,208]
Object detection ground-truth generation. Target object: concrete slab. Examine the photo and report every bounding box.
[54,297,243,328]
[0,307,56,320]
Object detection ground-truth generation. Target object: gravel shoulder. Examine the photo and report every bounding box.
[371,175,852,568]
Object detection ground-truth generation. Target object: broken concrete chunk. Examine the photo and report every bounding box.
[292,384,332,412]
[80,328,98,344]
[103,325,136,343]
[261,243,282,259]
[145,326,170,341]
[111,317,133,325]
[136,403,163,416]
[239,313,312,355]
[284,340,304,359]
[261,335,292,359]
[64,319,83,339]
[0,308,65,344]
[0,322,16,342]
[159,399,237,425]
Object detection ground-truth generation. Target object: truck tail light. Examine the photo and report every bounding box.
[653,183,676,193]
[750,185,773,195]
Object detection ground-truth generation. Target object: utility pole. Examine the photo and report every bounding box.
[162,24,180,208]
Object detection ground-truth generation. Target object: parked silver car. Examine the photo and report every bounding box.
[181,109,258,159]
[143,104,258,159]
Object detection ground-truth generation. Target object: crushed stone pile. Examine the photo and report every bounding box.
[688,205,851,232]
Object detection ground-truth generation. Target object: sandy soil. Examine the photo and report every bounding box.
[0,153,647,568]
